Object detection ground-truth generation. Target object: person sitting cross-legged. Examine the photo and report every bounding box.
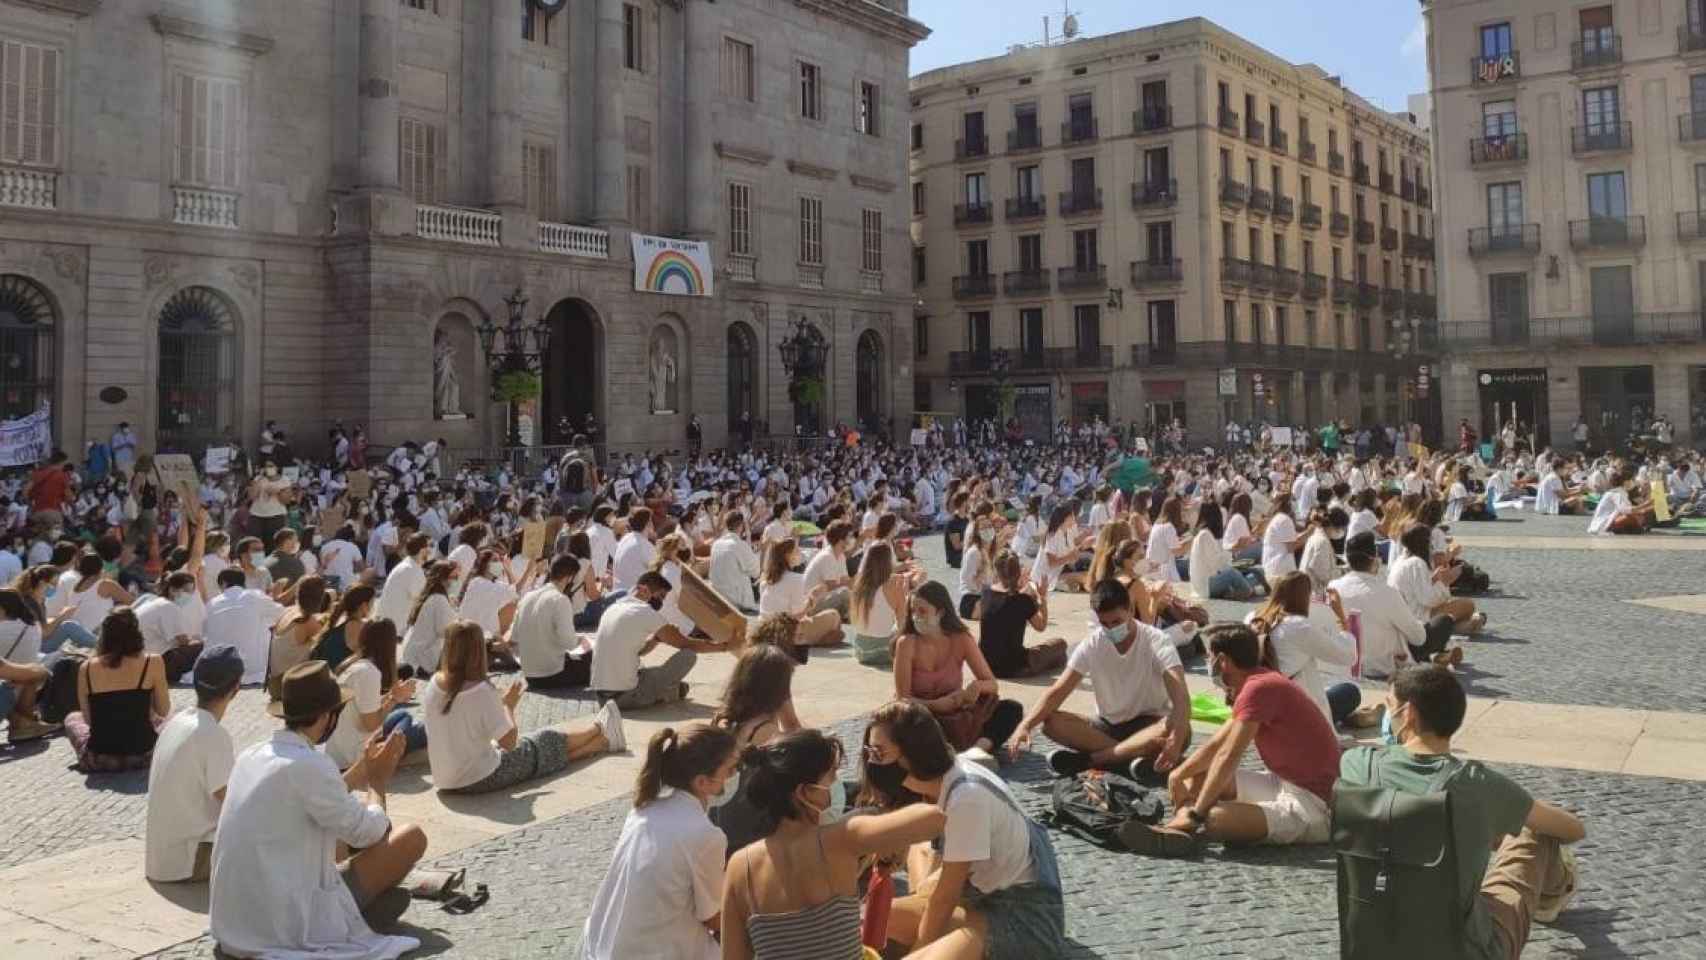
[145,645,243,883]
[1003,577,1191,782]
[590,571,730,710]
[1121,622,1340,856]
[1339,665,1585,957]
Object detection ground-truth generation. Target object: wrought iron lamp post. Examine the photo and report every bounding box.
[477,288,553,451]
[777,317,828,435]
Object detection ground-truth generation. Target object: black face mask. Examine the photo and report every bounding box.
[863,761,908,798]
[648,595,665,612]
[317,708,341,746]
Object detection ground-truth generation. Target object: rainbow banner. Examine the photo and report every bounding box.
[631,233,714,298]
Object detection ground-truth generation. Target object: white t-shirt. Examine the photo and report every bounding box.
[136,594,190,654]
[802,548,845,594]
[0,619,40,664]
[590,597,667,693]
[1536,474,1565,515]
[458,576,518,639]
[1588,487,1630,534]
[1029,526,1074,584]
[758,571,807,617]
[1145,522,1182,583]
[1261,513,1299,579]
[611,532,657,594]
[940,757,1035,894]
[325,659,383,770]
[400,593,456,674]
[319,539,361,583]
[1064,622,1182,724]
[1221,512,1253,553]
[1346,508,1378,542]
[581,790,725,960]
[446,543,479,581]
[420,676,512,791]
[144,707,235,881]
[958,544,988,601]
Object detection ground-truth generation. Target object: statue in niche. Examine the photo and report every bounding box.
[649,331,678,413]
[434,332,464,418]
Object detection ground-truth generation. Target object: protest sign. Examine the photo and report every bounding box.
[347,469,371,500]
[153,454,199,500]
[0,406,51,467]
[522,521,549,560]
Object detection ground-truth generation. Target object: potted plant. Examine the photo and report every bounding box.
[493,369,542,404]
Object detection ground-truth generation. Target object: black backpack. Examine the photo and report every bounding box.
[38,650,88,725]
[1332,757,1468,960]
[1043,772,1164,849]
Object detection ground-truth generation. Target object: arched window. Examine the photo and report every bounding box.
[856,329,882,431]
[158,286,238,454]
[0,275,56,420]
[726,322,756,432]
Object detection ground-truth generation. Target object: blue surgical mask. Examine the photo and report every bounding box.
[805,778,848,826]
[1103,620,1132,644]
[1381,704,1403,745]
[248,552,265,567]
[710,769,741,809]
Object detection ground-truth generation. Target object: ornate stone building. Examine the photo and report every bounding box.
[0,0,927,460]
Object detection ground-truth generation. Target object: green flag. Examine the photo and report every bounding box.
[1108,456,1155,493]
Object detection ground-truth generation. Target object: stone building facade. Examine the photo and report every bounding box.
[909,18,1440,444]
[1425,0,1706,449]
[0,0,927,461]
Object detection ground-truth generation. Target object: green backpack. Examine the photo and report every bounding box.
[1331,757,1468,960]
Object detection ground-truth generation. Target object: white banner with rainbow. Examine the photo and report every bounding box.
[630,233,715,298]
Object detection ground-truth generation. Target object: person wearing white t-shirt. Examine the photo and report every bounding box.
[134,572,206,684]
[1029,506,1089,591]
[1004,578,1191,778]
[457,551,522,639]
[324,619,425,769]
[423,621,619,794]
[586,508,619,579]
[1144,497,1192,584]
[317,526,362,590]
[708,513,761,612]
[591,574,728,710]
[1588,471,1651,534]
[444,524,486,581]
[513,556,592,688]
[374,534,431,630]
[1260,495,1310,582]
[756,538,842,648]
[145,645,242,883]
[1221,493,1262,564]
[801,519,854,620]
[610,508,658,594]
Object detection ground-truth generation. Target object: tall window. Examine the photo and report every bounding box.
[1015,165,1040,200]
[722,38,754,101]
[967,311,991,354]
[523,142,556,220]
[175,74,241,188]
[0,274,55,420]
[1587,171,1627,219]
[1691,73,1706,116]
[914,315,928,358]
[1019,308,1044,358]
[1074,304,1101,352]
[799,62,822,120]
[1223,300,1237,342]
[727,323,756,429]
[158,286,237,454]
[627,164,650,231]
[1579,6,1614,53]
[912,246,925,285]
[1146,222,1173,264]
[1481,22,1513,57]
[727,182,753,256]
[1483,100,1517,138]
[623,4,643,70]
[798,196,823,264]
[1017,234,1043,272]
[1143,146,1170,185]
[1069,156,1095,195]
[522,3,553,43]
[1072,229,1098,269]
[964,172,988,206]
[1583,86,1620,131]
[398,117,442,204]
[861,209,882,273]
[1489,273,1528,343]
[966,239,990,276]
[0,39,59,168]
[910,123,923,150]
[857,81,880,136]
[1695,162,1706,211]
[912,180,925,215]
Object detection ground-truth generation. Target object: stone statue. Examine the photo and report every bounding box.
[649,334,678,413]
[434,332,462,418]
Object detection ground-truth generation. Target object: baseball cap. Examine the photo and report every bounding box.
[193,645,245,697]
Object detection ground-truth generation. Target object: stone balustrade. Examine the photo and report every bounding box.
[0,166,55,210]
[416,203,501,246]
[538,220,610,259]
[172,186,239,228]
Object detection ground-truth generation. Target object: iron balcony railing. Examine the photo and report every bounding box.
[1220,180,1248,207]
[1406,292,1438,318]
[1568,215,1646,250]
[1681,23,1706,54]
[1057,264,1107,290]
[1327,150,1345,174]
[1248,187,1273,216]
[1062,118,1099,144]
[1270,128,1289,154]
[1007,125,1042,152]
[1353,161,1370,185]
[1571,121,1633,155]
[1471,133,1528,165]
[1332,277,1356,304]
[1298,140,1318,165]
[1250,264,1277,291]
[1379,170,1395,194]
[1005,196,1045,221]
[1218,107,1240,133]
[1680,113,1706,143]
[953,202,992,226]
[1678,211,1706,242]
[954,135,989,160]
[1131,179,1178,209]
[1400,178,1416,201]
[1130,259,1184,287]
[1418,185,1432,207]
[951,346,1116,373]
[1468,223,1541,256]
[1355,282,1379,309]
[1300,202,1323,230]
[1330,212,1351,237]
[1404,232,1436,260]
[1246,117,1266,144]
[951,274,996,299]
[1003,269,1050,296]
[1472,51,1521,84]
[1571,34,1622,70]
[1133,106,1172,133]
[1273,195,1295,223]
[1221,257,1253,287]
[1272,267,1301,298]
[1058,188,1103,215]
[1301,273,1327,301]
[1439,313,1705,349]
[1381,227,1400,251]
[1130,341,1406,374]
[1355,219,1376,244]
[1381,288,1404,312]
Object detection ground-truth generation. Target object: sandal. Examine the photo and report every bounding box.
[441,883,490,915]
[1118,821,1204,859]
[406,867,466,901]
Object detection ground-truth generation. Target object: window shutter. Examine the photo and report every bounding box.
[38,46,55,166]
[2,42,21,163]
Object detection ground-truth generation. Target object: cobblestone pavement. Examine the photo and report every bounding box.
[142,715,1706,960]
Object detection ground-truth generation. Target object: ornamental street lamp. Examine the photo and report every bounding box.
[478,288,553,450]
[990,346,1011,383]
[778,317,828,435]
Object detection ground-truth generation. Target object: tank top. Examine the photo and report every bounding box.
[743,830,863,960]
[84,656,159,758]
[908,635,967,702]
[68,578,115,633]
[854,588,896,636]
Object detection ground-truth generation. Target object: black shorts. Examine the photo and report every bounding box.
[958,594,979,619]
[1091,713,1163,743]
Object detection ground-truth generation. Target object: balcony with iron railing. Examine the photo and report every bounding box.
[953,345,1114,373]
[1057,264,1108,290]
[1061,117,1099,144]
[1571,121,1633,155]
[1299,140,1317,165]
[1404,232,1435,260]
[1330,211,1351,237]
[1332,277,1356,304]
[1400,178,1416,201]
[1272,267,1301,299]
[1130,341,1395,373]
[1131,179,1178,209]
[1468,223,1541,256]
[1327,150,1346,175]
[1471,133,1528,165]
[1439,313,1705,349]
[1005,196,1046,221]
[1003,269,1050,296]
[1059,188,1103,216]
[1417,184,1431,207]
[1355,219,1376,244]
[1300,202,1323,230]
[1133,105,1172,134]
[1681,23,1706,54]
[1218,107,1240,133]
[1381,226,1399,251]
[1680,113,1706,144]
[1246,117,1266,145]
[1406,291,1437,318]
[1248,187,1272,216]
[1472,50,1521,84]
[1221,257,1253,288]
[1273,195,1295,223]
[1381,288,1404,313]
[1379,170,1395,194]
[1569,214,1646,250]
[952,273,996,299]
[1353,161,1370,185]
[1571,34,1622,70]
[1270,128,1289,154]
[954,201,993,226]
[1220,180,1248,208]
[1355,282,1379,309]
[954,135,989,160]
[1007,125,1042,152]
[1250,263,1277,292]
[1301,272,1327,301]
[1679,211,1706,242]
[1130,259,1184,288]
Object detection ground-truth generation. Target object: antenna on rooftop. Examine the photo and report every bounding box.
[1061,0,1080,39]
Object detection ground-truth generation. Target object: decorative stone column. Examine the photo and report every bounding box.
[343,0,410,235]
[682,7,716,240]
[490,0,532,248]
[593,0,628,231]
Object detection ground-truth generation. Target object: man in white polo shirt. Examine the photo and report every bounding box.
[203,568,286,686]
[146,645,242,882]
[609,507,657,594]
[590,572,728,710]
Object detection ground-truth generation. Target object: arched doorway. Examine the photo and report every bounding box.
[158,286,238,454]
[726,322,756,434]
[0,274,57,421]
[541,299,602,444]
[856,329,883,432]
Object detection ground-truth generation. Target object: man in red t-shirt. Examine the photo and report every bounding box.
[1121,622,1341,857]
[25,451,73,525]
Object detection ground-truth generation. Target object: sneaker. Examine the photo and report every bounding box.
[594,700,626,753]
[961,746,1000,773]
[1466,613,1488,636]
[6,717,61,744]
[1047,749,1093,778]
[1118,821,1204,859]
[1432,647,1464,667]
[1345,703,1387,730]
[1534,847,1579,923]
[361,886,412,932]
[678,681,691,701]
[1127,757,1169,788]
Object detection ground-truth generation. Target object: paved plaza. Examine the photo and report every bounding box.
[3,512,1704,958]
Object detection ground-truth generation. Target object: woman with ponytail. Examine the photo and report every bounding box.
[582,723,739,960]
[719,729,948,960]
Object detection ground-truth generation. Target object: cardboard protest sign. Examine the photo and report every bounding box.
[676,563,746,650]
[1652,480,1672,523]
[319,503,348,539]
[521,521,549,560]
[153,454,199,500]
[347,469,372,500]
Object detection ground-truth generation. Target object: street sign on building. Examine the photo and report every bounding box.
[1218,368,1237,396]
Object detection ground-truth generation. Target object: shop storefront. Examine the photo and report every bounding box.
[1144,379,1187,433]
[1692,366,1706,448]
[1580,365,1653,451]
[1014,383,1053,440]
[1477,367,1550,447]
[1071,381,1108,424]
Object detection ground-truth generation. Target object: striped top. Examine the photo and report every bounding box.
[746,895,863,960]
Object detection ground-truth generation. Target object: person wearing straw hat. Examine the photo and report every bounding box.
[209,660,427,960]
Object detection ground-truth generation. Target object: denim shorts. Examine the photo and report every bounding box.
[964,881,1067,960]
[0,679,16,717]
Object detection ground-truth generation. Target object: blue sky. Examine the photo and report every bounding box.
[908,0,1429,114]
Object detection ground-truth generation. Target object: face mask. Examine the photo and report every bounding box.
[317,708,341,746]
[1381,703,1406,745]
[486,562,503,579]
[248,552,265,567]
[647,595,665,612]
[978,528,995,544]
[803,778,848,826]
[43,585,56,600]
[266,468,279,478]
[864,761,908,798]
[914,612,940,635]
[709,769,741,808]
[448,577,462,595]
[1103,620,1132,644]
